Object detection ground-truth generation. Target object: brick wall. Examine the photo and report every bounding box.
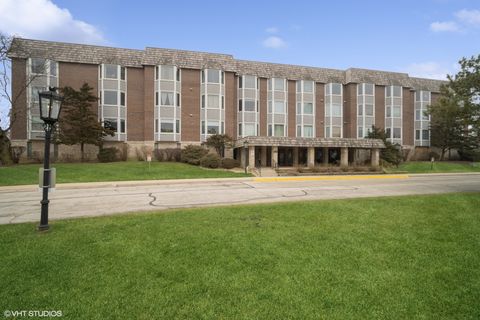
[180,68,200,142]
[10,58,27,140]
[315,83,325,138]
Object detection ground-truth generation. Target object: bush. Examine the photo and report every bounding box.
[154,148,182,162]
[119,143,129,161]
[221,158,240,169]
[10,146,25,164]
[458,148,480,162]
[200,153,221,168]
[97,147,118,163]
[181,145,208,165]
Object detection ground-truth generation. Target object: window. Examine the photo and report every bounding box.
[176,120,180,134]
[365,104,374,116]
[120,119,126,133]
[207,95,220,108]
[31,86,46,102]
[332,104,342,116]
[161,66,174,80]
[415,110,421,120]
[161,92,174,106]
[358,105,363,116]
[422,112,429,121]
[393,86,401,97]
[244,123,256,136]
[364,83,374,95]
[104,118,117,131]
[326,127,330,138]
[303,103,313,115]
[120,67,126,80]
[207,70,220,83]
[207,121,219,134]
[244,100,255,112]
[304,125,313,137]
[296,81,301,92]
[274,78,285,91]
[120,92,125,106]
[268,101,272,113]
[393,128,401,139]
[201,121,205,134]
[161,121,174,133]
[176,69,181,81]
[274,101,285,113]
[393,106,401,117]
[303,81,314,93]
[104,65,118,79]
[238,76,242,88]
[201,95,205,108]
[50,62,57,77]
[104,91,118,105]
[155,66,159,80]
[155,92,159,106]
[386,128,391,138]
[416,130,420,140]
[331,83,342,95]
[31,58,46,74]
[422,130,429,140]
[332,126,341,137]
[422,91,430,101]
[244,75,256,89]
[358,127,363,138]
[31,116,43,131]
[274,124,284,137]
[386,107,391,117]
[268,124,272,136]
[176,93,180,107]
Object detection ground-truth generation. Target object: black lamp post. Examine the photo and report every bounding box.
[38,87,63,231]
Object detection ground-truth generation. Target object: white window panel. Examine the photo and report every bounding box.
[274,124,284,136]
[104,64,118,79]
[161,92,174,106]
[207,95,220,108]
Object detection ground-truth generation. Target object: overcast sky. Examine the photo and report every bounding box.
[1,0,479,80]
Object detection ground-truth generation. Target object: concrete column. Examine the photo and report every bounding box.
[340,147,349,167]
[240,148,246,168]
[293,147,299,167]
[322,147,329,165]
[271,146,278,168]
[307,147,315,168]
[371,148,380,167]
[261,146,267,167]
[248,146,255,169]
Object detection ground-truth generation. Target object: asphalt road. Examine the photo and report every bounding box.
[0,173,479,225]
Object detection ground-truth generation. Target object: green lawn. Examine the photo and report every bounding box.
[387,161,480,173]
[1,193,479,319]
[0,162,249,186]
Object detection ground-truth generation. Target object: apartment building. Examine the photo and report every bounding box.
[8,38,444,167]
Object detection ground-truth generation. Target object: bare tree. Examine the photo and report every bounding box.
[0,34,45,164]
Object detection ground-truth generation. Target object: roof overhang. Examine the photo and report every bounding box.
[234,136,386,149]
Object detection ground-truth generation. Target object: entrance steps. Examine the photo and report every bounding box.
[255,167,278,177]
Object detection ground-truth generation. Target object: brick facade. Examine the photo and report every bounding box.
[7,38,446,161]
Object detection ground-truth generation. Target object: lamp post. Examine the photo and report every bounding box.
[38,87,63,231]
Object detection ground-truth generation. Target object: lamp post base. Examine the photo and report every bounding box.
[37,224,50,232]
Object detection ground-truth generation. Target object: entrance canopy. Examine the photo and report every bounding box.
[234,136,386,149]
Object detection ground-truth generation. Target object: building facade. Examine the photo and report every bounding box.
[8,38,444,166]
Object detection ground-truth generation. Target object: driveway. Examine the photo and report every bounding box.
[0,173,479,225]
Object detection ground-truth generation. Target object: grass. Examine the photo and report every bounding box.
[386,161,480,174]
[0,162,249,186]
[1,193,479,319]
